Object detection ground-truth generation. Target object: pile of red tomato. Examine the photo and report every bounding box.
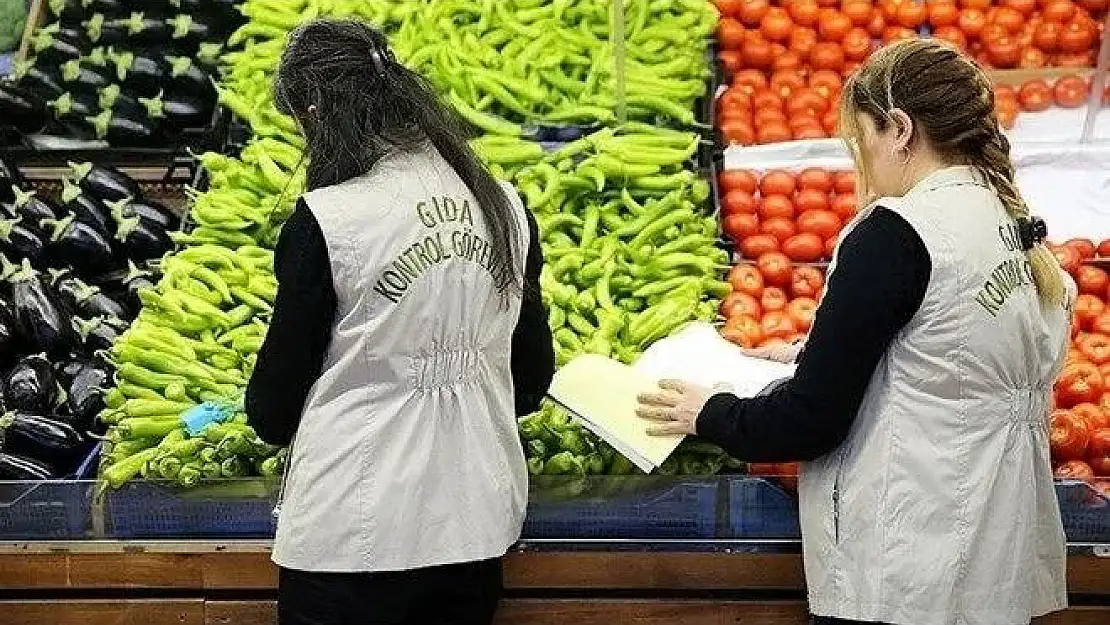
[1051,239,1110,482]
[714,0,1106,76]
[720,168,858,261]
[995,74,1109,128]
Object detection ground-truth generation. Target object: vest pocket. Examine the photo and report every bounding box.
[832,443,852,545]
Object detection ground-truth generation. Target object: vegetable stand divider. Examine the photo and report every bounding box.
[0,443,98,540]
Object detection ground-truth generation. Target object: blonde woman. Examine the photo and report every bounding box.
[637,39,1074,625]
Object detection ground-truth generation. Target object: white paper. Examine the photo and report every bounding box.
[633,323,796,398]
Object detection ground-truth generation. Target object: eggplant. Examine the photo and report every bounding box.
[196,41,223,69]
[3,259,76,355]
[0,217,49,265]
[113,213,172,260]
[0,85,48,134]
[0,411,86,462]
[70,162,142,203]
[11,59,67,102]
[86,107,158,146]
[108,49,166,98]
[29,24,86,63]
[88,12,170,46]
[59,59,112,100]
[86,259,155,312]
[141,92,211,131]
[0,158,24,205]
[48,0,91,24]
[41,214,115,272]
[0,453,55,480]
[73,315,124,352]
[53,356,90,386]
[10,188,60,228]
[47,92,97,140]
[106,196,177,231]
[63,358,109,428]
[87,0,129,16]
[53,273,128,320]
[0,300,17,367]
[97,84,143,120]
[167,14,222,46]
[60,179,111,235]
[3,354,58,413]
[166,56,213,98]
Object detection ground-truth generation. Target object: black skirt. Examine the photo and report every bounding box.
[278,558,503,625]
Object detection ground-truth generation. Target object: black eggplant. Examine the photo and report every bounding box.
[70,162,142,203]
[141,91,211,131]
[3,259,76,355]
[41,214,115,272]
[0,85,48,134]
[106,196,177,231]
[86,107,158,146]
[196,41,223,69]
[108,49,165,98]
[88,12,169,46]
[0,217,49,265]
[0,411,86,461]
[86,259,155,312]
[0,453,55,480]
[53,273,127,320]
[47,92,97,140]
[0,300,17,367]
[167,14,220,46]
[29,24,86,63]
[166,56,213,98]
[10,188,60,228]
[60,59,113,97]
[63,358,110,428]
[96,84,141,119]
[87,0,129,16]
[3,354,58,413]
[60,178,111,235]
[53,356,89,387]
[48,0,91,24]
[73,315,124,352]
[12,59,67,102]
[113,213,172,260]
[0,158,24,205]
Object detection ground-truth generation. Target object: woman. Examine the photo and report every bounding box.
[638,39,1073,625]
[244,19,554,625]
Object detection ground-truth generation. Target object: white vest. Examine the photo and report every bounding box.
[801,167,1074,625]
[272,146,531,573]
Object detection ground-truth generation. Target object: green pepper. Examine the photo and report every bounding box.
[115,417,184,440]
[102,448,159,489]
[122,398,194,418]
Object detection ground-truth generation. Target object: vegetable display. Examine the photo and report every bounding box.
[1,0,242,146]
[0,160,167,479]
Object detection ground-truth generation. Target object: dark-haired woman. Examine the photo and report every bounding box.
[636,38,1073,625]
[243,19,554,625]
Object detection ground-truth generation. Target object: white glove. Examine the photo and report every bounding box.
[741,339,805,364]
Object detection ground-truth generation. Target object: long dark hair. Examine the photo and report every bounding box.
[274,18,520,294]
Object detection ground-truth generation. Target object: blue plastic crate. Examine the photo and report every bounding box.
[0,443,100,540]
[105,479,278,538]
[727,477,801,539]
[1055,480,1110,543]
[522,477,718,539]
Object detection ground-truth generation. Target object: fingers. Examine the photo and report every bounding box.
[635,405,674,422]
[646,422,689,437]
[637,390,679,407]
[657,379,688,392]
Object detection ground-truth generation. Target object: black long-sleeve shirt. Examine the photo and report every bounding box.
[697,207,932,462]
[245,199,555,446]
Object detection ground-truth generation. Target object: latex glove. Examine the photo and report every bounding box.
[636,379,715,437]
[742,338,805,364]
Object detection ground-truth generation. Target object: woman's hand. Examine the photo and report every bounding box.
[636,379,715,437]
[741,339,804,364]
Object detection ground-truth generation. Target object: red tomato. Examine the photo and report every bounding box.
[718,50,745,74]
[718,18,747,49]
[714,0,745,18]
[986,36,1022,68]
[773,50,806,72]
[958,8,987,38]
[819,9,854,40]
[929,0,960,26]
[755,106,788,126]
[1054,75,1090,108]
[783,232,826,262]
[1071,403,1110,430]
[896,1,928,27]
[720,119,757,145]
[1051,410,1092,461]
[1042,0,1077,23]
[722,213,761,242]
[728,264,765,297]
[789,26,819,57]
[739,0,771,26]
[762,217,798,242]
[831,193,859,220]
[842,26,873,60]
[759,194,796,220]
[934,25,969,49]
[824,236,839,260]
[1054,459,1096,481]
[1018,79,1054,111]
[796,168,834,192]
[1091,311,1110,336]
[1001,0,1037,14]
[761,286,789,312]
[723,189,758,215]
[996,97,1020,128]
[1077,266,1109,295]
[757,251,794,287]
[761,311,799,340]
[742,234,781,258]
[1079,334,1110,365]
[743,37,775,69]
[788,88,831,117]
[791,265,825,298]
[833,171,856,194]
[722,314,764,348]
[761,7,795,41]
[787,297,819,332]
[1075,0,1107,12]
[843,0,873,25]
[1057,363,1105,408]
[867,7,887,36]
[811,42,847,70]
[793,123,829,140]
[1088,428,1110,476]
[760,170,797,196]
[1052,243,1082,275]
[720,291,763,320]
[1099,239,1110,258]
[719,87,754,114]
[720,170,760,194]
[754,89,786,110]
[788,0,822,26]
[1033,21,1062,51]
[758,121,794,144]
[1075,294,1106,330]
[797,209,843,240]
[809,70,844,97]
[733,69,770,92]
[990,6,1026,33]
[1058,20,1096,54]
